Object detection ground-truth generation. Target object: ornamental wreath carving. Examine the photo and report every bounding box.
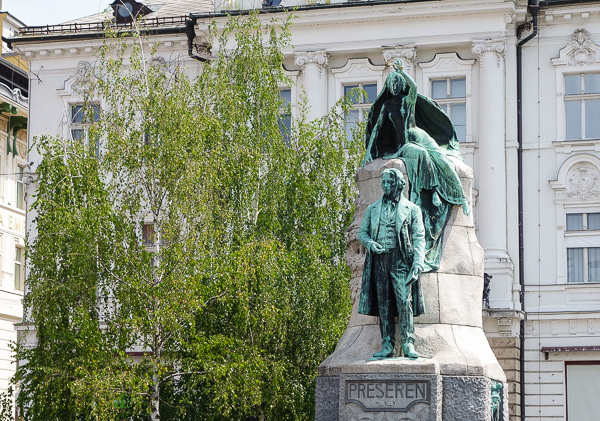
[566,163,600,201]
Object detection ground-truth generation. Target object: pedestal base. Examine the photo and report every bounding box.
[316,357,508,421]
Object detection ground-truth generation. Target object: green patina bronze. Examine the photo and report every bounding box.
[491,380,503,421]
[362,59,470,271]
[358,168,425,359]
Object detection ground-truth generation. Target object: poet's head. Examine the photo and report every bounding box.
[381,168,405,199]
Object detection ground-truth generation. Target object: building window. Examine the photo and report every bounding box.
[278,88,292,142]
[344,83,377,144]
[142,223,155,247]
[16,166,25,210]
[431,77,467,142]
[566,363,600,420]
[564,73,600,140]
[566,212,600,283]
[15,246,24,291]
[71,103,100,149]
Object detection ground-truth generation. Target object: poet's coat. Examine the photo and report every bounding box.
[357,194,426,317]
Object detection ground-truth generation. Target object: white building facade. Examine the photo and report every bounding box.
[9,0,600,419]
[0,9,28,403]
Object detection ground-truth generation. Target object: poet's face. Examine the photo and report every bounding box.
[381,173,397,197]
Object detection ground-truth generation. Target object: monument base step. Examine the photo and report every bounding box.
[316,361,507,421]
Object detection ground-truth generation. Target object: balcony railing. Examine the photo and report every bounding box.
[18,16,188,36]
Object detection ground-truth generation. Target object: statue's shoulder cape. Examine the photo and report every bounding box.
[364,88,462,160]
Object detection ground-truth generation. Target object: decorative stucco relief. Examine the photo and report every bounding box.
[552,28,600,67]
[294,51,329,78]
[472,39,505,69]
[567,29,596,66]
[566,163,600,201]
[550,154,600,204]
[66,60,93,94]
[381,45,416,76]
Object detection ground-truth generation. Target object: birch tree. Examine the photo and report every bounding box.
[15,13,361,421]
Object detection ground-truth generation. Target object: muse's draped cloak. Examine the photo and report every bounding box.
[363,70,469,271]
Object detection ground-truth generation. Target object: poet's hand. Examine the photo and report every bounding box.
[407,264,423,285]
[370,242,386,254]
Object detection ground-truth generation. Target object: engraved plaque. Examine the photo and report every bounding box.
[345,379,430,412]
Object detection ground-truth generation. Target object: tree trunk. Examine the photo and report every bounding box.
[150,374,160,421]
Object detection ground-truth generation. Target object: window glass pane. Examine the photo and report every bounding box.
[71,129,84,141]
[449,103,466,142]
[450,78,466,98]
[438,104,448,114]
[17,184,24,211]
[450,103,466,126]
[567,364,600,421]
[431,80,447,99]
[280,88,291,105]
[588,213,600,230]
[143,224,155,246]
[584,73,600,94]
[344,109,360,145]
[568,248,584,283]
[278,114,291,142]
[566,213,584,231]
[14,247,23,291]
[565,101,582,140]
[344,85,359,104]
[585,99,600,139]
[71,105,84,123]
[565,75,581,95]
[454,125,466,143]
[589,248,600,282]
[92,104,101,122]
[364,84,377,103]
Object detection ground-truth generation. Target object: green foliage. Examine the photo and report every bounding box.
[0,388,14,421]
[15,12,361,421]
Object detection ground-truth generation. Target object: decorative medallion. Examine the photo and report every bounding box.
[567,29,597,66]
[566,163,600,201]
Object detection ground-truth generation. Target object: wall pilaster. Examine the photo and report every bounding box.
[294,50,329,120]
[472,38,515,309]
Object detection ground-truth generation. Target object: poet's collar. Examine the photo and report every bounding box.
[383,194,401,205]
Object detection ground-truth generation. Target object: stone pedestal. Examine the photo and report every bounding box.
[316,158,507,421]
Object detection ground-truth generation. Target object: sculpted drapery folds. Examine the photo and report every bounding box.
[362,59,470,271]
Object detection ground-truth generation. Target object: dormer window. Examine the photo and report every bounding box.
[110,0,152,24]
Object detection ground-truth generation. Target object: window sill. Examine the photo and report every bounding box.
[562,281,600,286]
[554,138,600,146]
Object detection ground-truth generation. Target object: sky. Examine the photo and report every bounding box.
[3,0,112,27]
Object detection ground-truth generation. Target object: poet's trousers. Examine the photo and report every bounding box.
[372,251,415,347]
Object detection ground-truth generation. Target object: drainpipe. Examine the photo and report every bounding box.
[185,16,208,62]
[516,1,539,420]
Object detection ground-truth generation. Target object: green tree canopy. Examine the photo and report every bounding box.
[15,13,362,421]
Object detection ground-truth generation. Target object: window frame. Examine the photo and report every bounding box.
[565,361,600,421]
[14,244,24,291]
[429,77,467,143]
[331,58,385,147]
[565,212,600,283]
[278,87,293,142]
[563,72,600,141]
[418,53,475,144]
[69,102,101,149]
[552,32,600,142]
[342,82,378,145]
[16,164,25,210]
[551,154,600,284]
